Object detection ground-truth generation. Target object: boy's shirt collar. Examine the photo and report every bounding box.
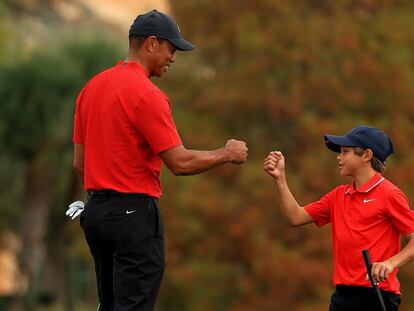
[345,172,385,195]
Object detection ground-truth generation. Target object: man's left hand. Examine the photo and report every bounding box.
[66,201,85,220]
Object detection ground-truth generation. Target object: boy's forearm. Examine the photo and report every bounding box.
[388,233,414,268]
[274,175,306,226]
[264,151,314,226]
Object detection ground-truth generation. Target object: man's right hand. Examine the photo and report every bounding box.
[225,139,248,164]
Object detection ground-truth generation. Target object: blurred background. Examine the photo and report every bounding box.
[1,0,414,310]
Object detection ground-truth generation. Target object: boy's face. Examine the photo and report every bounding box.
[337,146,368,176]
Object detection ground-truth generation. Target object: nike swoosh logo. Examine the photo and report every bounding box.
[363,199,376,203]
[126,210,136,214]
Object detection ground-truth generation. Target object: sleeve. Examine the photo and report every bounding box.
[134,90,182,154]
[73,88,85,145]
[304,188,336,227]
[387,190,414,235]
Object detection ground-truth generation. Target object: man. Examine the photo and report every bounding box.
[72,10,248,311]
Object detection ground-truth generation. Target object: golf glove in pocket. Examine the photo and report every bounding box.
[66,200,84,220]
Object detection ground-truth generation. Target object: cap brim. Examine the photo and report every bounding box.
[324,135,358,153]
[168,37,195,51]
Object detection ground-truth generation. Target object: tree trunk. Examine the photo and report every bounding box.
[45,171,81,311]
[10,151,54,311]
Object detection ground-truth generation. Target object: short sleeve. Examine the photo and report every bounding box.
[304,189,336,227]
[387,190,414,235]
[134,90,182,154]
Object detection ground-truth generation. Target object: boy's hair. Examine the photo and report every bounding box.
[353,147,385,173]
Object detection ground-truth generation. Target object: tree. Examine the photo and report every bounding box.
[0,35,122,310]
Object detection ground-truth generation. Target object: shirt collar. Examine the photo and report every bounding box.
[345,172,385,195]
[117,60,149,77]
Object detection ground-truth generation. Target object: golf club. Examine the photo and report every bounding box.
[362,249,387,311]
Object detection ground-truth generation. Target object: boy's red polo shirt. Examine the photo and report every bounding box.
[304,173,414,294]
[73,61,182,197]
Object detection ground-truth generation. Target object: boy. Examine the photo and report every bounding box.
[264,125,414,310]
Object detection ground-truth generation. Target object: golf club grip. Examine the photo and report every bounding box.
[362,250,375,285]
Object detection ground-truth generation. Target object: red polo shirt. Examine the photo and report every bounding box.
[73,61,182,197]
[304,173,414,294]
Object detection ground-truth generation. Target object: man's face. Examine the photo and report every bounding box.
[150,39,176,77]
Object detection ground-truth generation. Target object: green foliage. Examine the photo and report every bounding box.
[0,27,123,309]
[0,34,122,229]
[0,0,8,14]
[0,36,122,154]
[0,55,73,158]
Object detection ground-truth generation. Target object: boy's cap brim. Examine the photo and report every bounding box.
[324,134,358,153]
[324,125,395,163]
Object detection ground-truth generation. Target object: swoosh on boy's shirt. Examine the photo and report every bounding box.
[363,199,376,203]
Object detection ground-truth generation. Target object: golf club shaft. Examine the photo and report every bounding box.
[362,250,387,311]
[374,285,387,311]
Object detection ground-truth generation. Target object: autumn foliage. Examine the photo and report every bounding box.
[156,1,414,310]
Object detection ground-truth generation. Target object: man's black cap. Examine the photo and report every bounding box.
[324,125,395,164]
[129,10,195,51]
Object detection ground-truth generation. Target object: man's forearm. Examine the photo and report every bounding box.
[169,148,230,176]
[74,166,84,184]
[161,141,247,176]
[73,143,85,184]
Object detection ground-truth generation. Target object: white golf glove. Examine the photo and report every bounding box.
[66,200,85,220]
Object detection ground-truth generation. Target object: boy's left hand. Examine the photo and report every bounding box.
[370,261,396,283]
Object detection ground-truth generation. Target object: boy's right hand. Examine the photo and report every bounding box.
[264,151,285,179]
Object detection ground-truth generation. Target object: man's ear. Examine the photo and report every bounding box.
[144,36,158,52]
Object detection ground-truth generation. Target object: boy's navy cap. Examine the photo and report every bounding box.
[324,125,395,163]
[129,10,195,51]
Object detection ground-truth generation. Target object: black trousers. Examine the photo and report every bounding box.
[80,191,164,311]
[329,285,401,311]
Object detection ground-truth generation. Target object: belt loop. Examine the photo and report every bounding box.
[87,191,93,200]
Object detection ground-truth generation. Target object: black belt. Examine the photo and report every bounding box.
[336,285,373,293]
[335,285,396,296]
[88,189,151,199]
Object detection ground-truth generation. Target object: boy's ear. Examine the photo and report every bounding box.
[364,149,374,161]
